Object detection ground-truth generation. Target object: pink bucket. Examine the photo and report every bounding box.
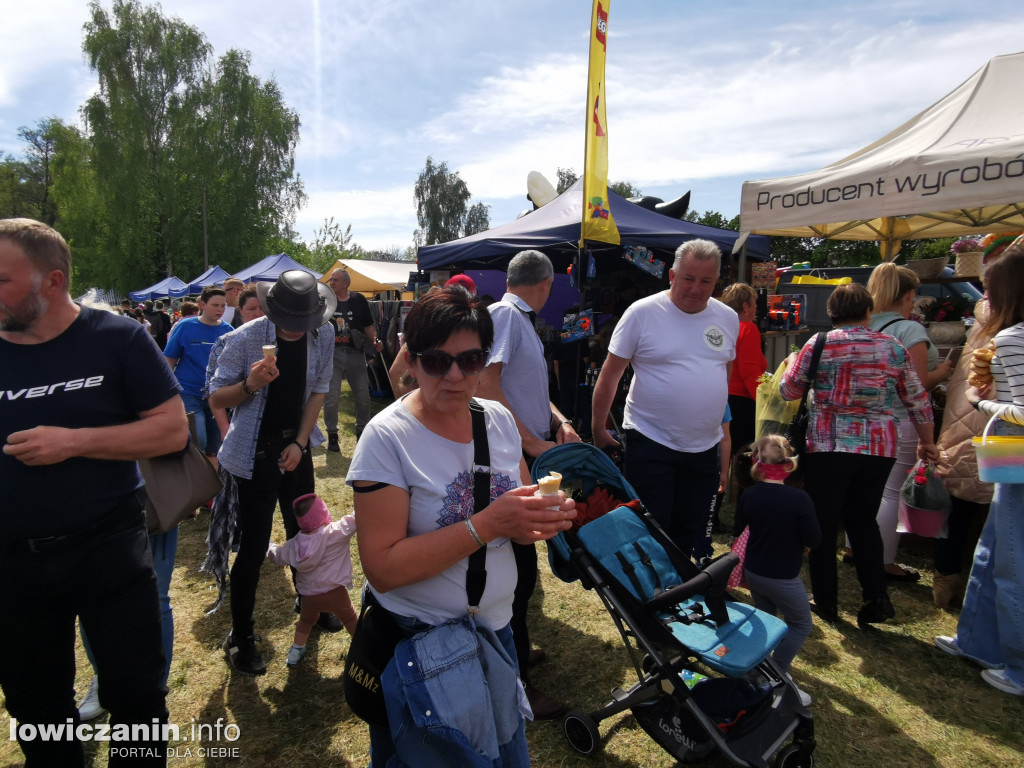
[899,501,948,538]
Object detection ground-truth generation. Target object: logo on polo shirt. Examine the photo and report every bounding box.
[704,326,725,350]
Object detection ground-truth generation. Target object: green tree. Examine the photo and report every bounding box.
[48,120,107,291]
[556,167,579,194]
[464,202,491,236]
[0,120,60,223]
[413,156,472,246]
[194,48,304,271]
[609,180,641,199]
[71,0,303,292]
[17,120,60,225]
[555,167,640,199]
[684,210,740,231]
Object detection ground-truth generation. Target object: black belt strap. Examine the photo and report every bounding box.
[467,399,490,612]
[633,542,664,596]
[616,550,647,599]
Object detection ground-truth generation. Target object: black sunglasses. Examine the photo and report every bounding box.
[414,348,489,378]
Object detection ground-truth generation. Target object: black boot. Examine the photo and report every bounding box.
[327,432,340,452]
[857,593,895,627]
[223,628,267,676]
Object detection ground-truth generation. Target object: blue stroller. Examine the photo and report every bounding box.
[532,444,816,768]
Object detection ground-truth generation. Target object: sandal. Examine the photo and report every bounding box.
[885,564,921,582]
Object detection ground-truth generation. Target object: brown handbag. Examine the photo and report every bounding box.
[138,425,222,535]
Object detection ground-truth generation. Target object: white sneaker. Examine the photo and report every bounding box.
[935,636,997,669]
[77,675,106,721]
[286,644,306,667]
[934,635,963,658]
[981,669,1024,697]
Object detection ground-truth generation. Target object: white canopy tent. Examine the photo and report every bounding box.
[738,52,1024,259]
[320,259,415,297]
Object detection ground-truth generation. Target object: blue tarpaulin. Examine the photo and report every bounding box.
[129,276,188,302]
[169,265,233,298]
[232,253,319,283]
[418,178,771,272]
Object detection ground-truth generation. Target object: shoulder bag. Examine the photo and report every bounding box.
[138,418,222,535]
[344,399,491,727]
[786,332,827,456]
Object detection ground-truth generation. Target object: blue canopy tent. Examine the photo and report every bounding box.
[169,265,233,298]
[417,178,771,273]
[129,276,188,302]
[232,253,320,283]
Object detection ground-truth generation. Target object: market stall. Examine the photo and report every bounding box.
[738,52,1024,259]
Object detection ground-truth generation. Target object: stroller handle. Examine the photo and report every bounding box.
[645,552,739,614]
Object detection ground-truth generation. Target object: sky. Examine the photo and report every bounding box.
[2,0,1023,254]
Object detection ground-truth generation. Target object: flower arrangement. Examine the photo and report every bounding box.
[915,294,974,323]
[910,462,931,487]
[950,237,980,254]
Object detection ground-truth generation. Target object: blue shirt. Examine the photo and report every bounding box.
[164,317,232,398]
[209,317,335,479]
[487,293,550,441]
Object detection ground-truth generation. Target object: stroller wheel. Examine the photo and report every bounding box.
[775,743,815,768]
[563,710,601,756]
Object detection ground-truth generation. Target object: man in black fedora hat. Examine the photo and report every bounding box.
[208,270,338,675]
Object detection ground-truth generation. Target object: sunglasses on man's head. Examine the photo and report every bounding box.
[414,348,489,378]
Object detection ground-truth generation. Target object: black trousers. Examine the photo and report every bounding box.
[727,394,757,457]
[0,504,167,767]
[230,444,313,637]
[623,429,719,558]
[934,494,989,575]
[802,451,895,610]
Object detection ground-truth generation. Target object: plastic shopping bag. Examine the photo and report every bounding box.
[754,362,801,442]
[727,527,750,589]
[898,461,952,538]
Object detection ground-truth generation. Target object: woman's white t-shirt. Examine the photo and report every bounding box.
[347,397,521,630]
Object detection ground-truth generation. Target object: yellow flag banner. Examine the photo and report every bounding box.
[580,0,620,247]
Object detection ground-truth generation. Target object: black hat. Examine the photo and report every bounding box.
[256,271,337,333]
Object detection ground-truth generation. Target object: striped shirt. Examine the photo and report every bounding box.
[978,322,1024,427]
[780,326,932,457]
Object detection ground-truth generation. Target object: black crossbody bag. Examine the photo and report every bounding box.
[786,332,827,456]
[344,400,490,728]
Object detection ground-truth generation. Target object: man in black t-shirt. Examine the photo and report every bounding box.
[322,269,382,451]
[0,218,188,766]
[153,300,172,348]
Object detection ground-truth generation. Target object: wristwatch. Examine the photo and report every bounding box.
[290,440,310,455]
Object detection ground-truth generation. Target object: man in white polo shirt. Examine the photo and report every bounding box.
[592,239,737,557]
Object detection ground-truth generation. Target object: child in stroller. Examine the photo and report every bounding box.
[533,443,816,768]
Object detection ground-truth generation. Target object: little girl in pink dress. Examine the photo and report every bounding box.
[267,493,358,666]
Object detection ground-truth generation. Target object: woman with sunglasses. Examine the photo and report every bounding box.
[347,285,576,766]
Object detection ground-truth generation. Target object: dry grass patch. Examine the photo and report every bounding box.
[3,391,1023,766]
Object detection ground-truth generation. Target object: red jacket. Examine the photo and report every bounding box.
[728,321,767,400]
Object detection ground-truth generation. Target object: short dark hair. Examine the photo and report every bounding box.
[238,284,259,309]
[826,283,873,326]
[180,301,199,317]
[0,218,72,292]
[144,300,154,311]
[155,300,164,309]
[404,286,494,356]
[200,286,226,304]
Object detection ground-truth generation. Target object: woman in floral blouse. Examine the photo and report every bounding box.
[781,283,937,627]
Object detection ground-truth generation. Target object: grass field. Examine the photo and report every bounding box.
[3,392,1023,767]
